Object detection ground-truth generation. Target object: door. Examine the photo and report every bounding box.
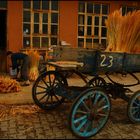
[0,10,7,72]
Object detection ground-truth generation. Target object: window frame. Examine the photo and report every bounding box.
[23,0,59,49]
[121,5,140,16]
[78,2,109,49]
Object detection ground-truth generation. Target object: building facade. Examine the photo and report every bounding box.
[0,0,139,72]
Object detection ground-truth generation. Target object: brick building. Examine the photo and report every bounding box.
[0,0,139,72]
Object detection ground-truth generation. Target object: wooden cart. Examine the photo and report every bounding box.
[32,47,140,138]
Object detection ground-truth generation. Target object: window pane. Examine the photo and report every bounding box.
[23,11,31,22]
[0,1,7,8]
[102,5,109,15]
[94,27,99,36]
[78,38,84,47]
[23,24,30,35]
[43,13,48,23]
[101,27,107,37]
[95,16,99,25]
[93,39,99,48]
[42,37,48,47]
[51,13,58,23]
[86,39,92,48]
[34,13,39,22]
[51,25,58,35]
[78,15,84,25]
[94,4,100,14]
[122,6,126,16]
[33,37,40,48]
[43,24,48,34]
[78,26,84,36]
[102,16,107,26]
[51,38,57,45]
[33,0,40,10]
[51,1,58,10]
[79,2,85,12]
[23,37,30,47]
[101,39,107,47]
[42,0,49,10]
[87,3,93,13]
[87,16,92,25]
[93,38,99,43]
[23,1,30,9]
[127,7,134,13]
[34,24,39,33]
[87,27,92,36]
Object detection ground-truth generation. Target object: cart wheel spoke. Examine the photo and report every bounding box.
[93,93,101,105]
[38,93,48,102]
[45,94,50,103]
[83,121,92,134]
[76,119,88,131]
[74,115,87,124]
[97,112,108,117]
[41,78,50,88]
[54,95,61,102]
[97,105,109,112]
[97,97,106,107]
[81,101,90,112]
[76,109,88,115]
[37,85,47,90]
[36,90,46,95]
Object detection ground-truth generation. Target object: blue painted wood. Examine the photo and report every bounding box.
[124,53,140,72]
[52,46,140,74]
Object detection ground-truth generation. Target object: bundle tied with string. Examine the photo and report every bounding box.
[27,50,40,81]
[105,10,140,53]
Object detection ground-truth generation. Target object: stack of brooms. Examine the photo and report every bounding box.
[105,10,140,53]
[0,76,21,93]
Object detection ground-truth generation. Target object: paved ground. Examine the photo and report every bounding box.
[0,73,140,139]
[0,99,140,139]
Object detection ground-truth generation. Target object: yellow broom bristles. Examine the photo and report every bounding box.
[105,10,140,53]
[26,50,40,81]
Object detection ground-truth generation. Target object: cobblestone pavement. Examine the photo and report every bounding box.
[0,98,140,139]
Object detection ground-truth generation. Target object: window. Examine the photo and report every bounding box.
[122,5,140,16]
[0,0,7,9]
[78,2,109,49]
[23,0,59,49]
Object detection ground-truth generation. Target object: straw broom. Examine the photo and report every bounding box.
[105,10,140,53]
[26,50,40,81]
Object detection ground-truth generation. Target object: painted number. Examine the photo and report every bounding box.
[100,54,113,68]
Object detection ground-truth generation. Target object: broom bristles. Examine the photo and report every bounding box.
[105,10,140,53]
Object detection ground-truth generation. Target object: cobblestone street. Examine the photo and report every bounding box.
[0,98,140,139]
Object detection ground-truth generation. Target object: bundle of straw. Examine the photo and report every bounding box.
[26,50,40,81]
[0,76,21,93]
[105,10,140,53]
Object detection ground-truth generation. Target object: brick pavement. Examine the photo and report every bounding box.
[0,99,140,139]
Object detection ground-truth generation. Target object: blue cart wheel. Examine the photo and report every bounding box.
[69,87,111,138]
[32,71,68,110]
[127,90,140,123]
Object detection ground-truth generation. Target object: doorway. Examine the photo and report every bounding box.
[0,10,7,72]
